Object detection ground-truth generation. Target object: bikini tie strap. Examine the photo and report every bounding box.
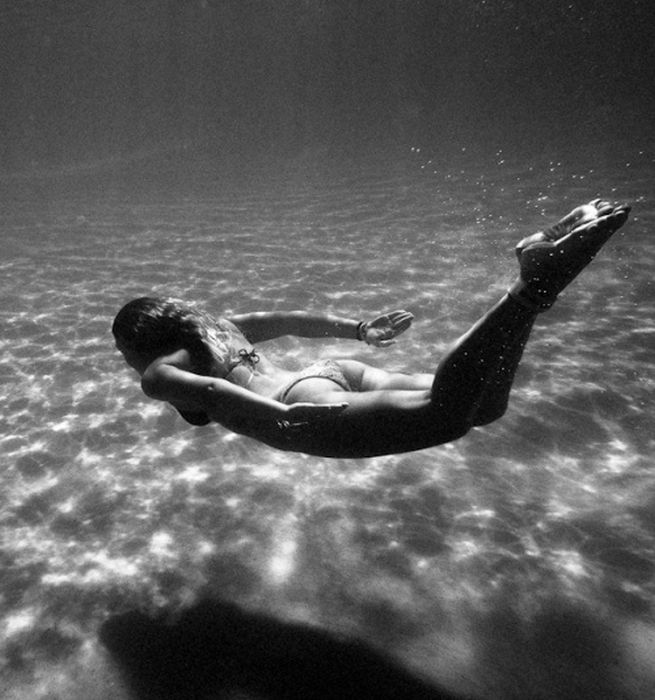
[237,348,260,367]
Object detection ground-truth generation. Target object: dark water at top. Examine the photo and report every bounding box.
[2,0,654,175]
[1,2,654,699]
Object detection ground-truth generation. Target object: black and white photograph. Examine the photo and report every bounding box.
[1,2,654,698]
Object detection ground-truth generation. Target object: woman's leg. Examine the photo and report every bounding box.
[470,321,535,426]
[338,295,536,429]
[429,294,536,431]
[282,201,629,457]
[430,199,629,431]
[337,360,433,392]
[340,314,535,428]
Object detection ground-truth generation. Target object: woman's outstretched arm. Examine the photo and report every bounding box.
[227,310,414,346]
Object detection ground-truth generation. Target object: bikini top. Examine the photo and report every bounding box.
[224,347,260,385]
[177,320,260,427]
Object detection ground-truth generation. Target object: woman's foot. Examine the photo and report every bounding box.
[509,199,630,311]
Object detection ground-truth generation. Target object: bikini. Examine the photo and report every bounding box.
[274,359,353,402]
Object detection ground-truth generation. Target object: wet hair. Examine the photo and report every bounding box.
[112,296,232,374]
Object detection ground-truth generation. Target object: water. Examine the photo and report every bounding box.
[1,144,654,698]
[2,1,655,698]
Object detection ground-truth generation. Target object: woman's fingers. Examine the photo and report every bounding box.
[391,311,414,334]
[365,310,414,345]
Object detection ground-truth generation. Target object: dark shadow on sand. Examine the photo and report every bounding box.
[100,598,470,700]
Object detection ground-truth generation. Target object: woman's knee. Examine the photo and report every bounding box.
[472,398,509,427]
[441,420,472,443]
[416,404,472,446]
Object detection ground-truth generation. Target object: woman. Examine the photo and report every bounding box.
[113,199,629,458]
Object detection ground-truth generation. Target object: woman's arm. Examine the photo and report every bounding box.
[141,362,346,431]
[227,310,414,346]
[226,311,360,343]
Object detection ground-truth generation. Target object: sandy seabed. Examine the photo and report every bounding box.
[2,150,655,699]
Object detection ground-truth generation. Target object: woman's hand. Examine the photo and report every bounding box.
[359,310,414,347]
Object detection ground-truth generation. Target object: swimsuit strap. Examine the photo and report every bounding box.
[223,347,260,389]
[236,347,260,367]
[276,359,352,403]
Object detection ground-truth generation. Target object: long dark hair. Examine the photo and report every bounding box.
[112,297,232,374]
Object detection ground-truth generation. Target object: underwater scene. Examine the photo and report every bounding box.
[1,1,655,698]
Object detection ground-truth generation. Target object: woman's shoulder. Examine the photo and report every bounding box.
[140,350,194,396]
[217,316,247,339]
[140,357,213,427]
[149,348,194,371]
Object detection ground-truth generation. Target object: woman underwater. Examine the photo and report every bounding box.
[113,199,630,458]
